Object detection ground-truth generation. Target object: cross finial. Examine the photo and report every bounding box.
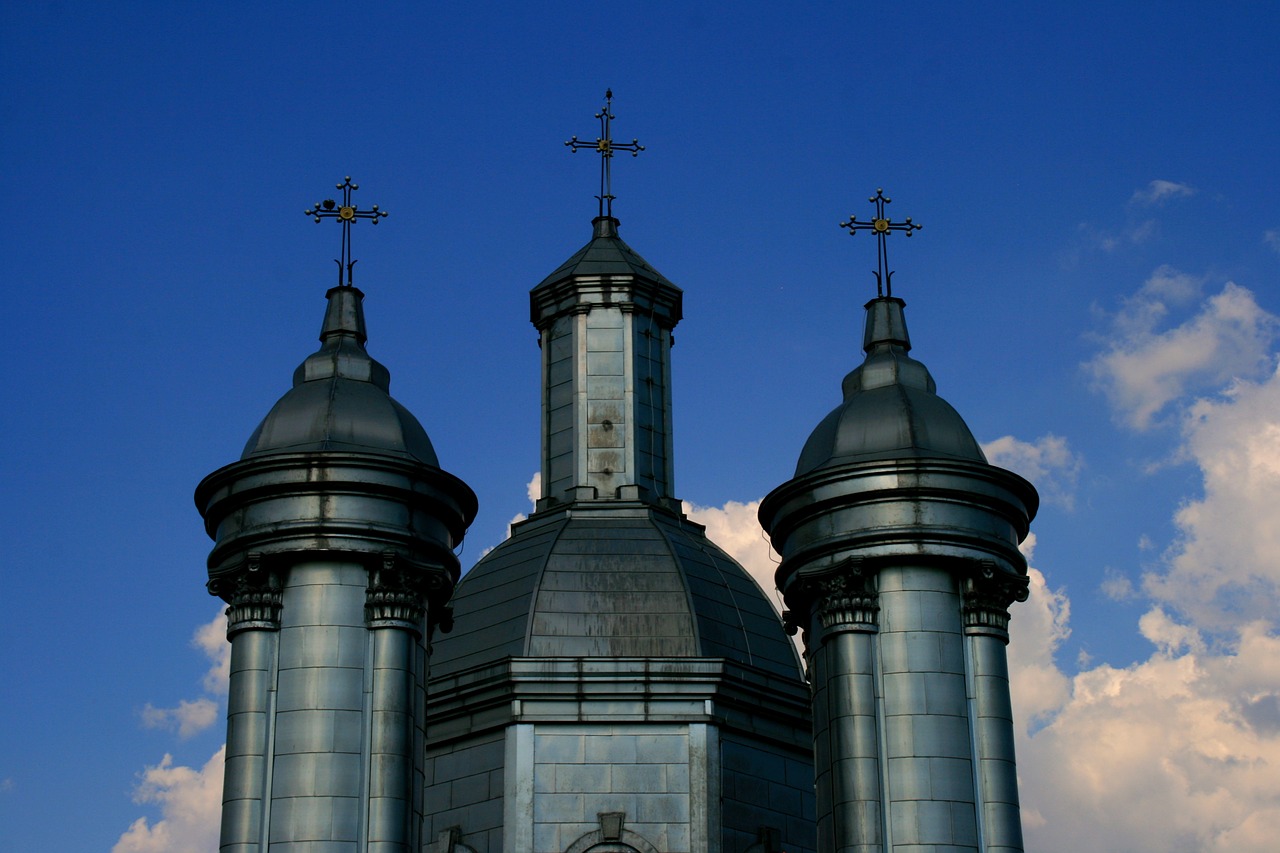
[840,188,922,297]
[565,89,645,219]
[304,176,388,288]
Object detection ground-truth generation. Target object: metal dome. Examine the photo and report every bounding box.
[430,502,803,680]
[795,297,986,475]
[240,284,440,465]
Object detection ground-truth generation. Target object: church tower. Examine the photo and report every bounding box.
[423,95,815,853]
[196,180,477,853]
[759,191,1038,853]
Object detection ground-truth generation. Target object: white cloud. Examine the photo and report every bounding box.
[1143,362,1280,630]
[982,434,1082,510]
[112,746,224,853]
[138,612,229,739]
[1018,618,1280,853]
[1265,229,1280,255]
[1131,179,1196,206]
[140,700,219,740]
[1100,567,1137,601]
[1078,219,1160,252]
[193,612,230,696]
[490,472,542,555]
[1086,273,1277,429]
[1017,330,1280,851]
[1008,560,1072,731]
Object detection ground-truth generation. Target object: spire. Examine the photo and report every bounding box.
[566,89,645,220]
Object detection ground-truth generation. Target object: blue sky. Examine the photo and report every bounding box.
[3,3,1280,851]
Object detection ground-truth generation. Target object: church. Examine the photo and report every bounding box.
[193,95,1037,853]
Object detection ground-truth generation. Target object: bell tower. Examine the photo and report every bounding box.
[196,179,477,852]
[760,191,1037,853]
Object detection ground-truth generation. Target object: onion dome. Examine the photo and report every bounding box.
[241,284,439,464]
[196,284,476,593]
[796,296,985,474]
[761,294,1038,622]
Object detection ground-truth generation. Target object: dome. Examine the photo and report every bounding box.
[795,297,985,475]
[240,285,439,465]
[430,503,803,681]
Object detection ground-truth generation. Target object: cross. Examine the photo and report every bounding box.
[840,188,921,297]
[565,89,645,219]
[304,176,388,288]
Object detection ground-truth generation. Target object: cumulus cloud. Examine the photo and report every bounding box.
[1018,313,1280,851]
[1086,270,1277,429]
[122,612,229,851]
[1100,567,1138,601]
[1008,558,1072,732]
[113,747,224,853]
[138,612,229,738]
[193,612,230,696]
[1143,363,1280,630]
[1018,617,1280,853]
[1131,179,1196,206]
[982,434,1082,510]
[140,700,219,740]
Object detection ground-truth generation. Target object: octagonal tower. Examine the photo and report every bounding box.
[425,215,815,853]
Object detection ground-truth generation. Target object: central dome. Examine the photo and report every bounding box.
[430,503,802,680]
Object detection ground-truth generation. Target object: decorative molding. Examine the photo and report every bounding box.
[814,559,879,631]
[365,552,427,634]
[225,553,283,637]
[564,812,659,853]
[962,559,1030,642]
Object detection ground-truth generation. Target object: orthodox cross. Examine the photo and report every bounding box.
[840,188,921,297]
[304,176,388,288]
[565,89,645,219]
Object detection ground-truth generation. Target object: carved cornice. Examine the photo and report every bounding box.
[224,553,283,637]
[962,559,1030,642]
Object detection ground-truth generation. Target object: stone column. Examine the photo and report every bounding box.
[219,557,283,853]
[364,555,431,853]
[804,568,883,853]
[963,571,1027,853]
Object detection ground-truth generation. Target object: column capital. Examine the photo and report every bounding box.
[962,559,1030,642]
[221,553,284,637]
[364,551,457,638]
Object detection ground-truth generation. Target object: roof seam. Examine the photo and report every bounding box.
[520,512,572,655]
[650,510,703,654]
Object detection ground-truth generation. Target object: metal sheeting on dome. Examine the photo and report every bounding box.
[238,284,440,466]
[794,297,986,475]
[430,504,802,681]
